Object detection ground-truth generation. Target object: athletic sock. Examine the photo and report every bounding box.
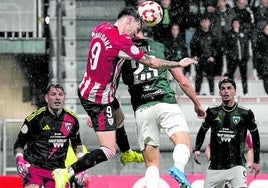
[173,144,190,172]
[145,165,160,188]
[116,125,131,152]
[71,149,108,173]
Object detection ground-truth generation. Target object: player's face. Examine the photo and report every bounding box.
[45,87,65,112]
[219,83,236,103]
[126,18,142,38]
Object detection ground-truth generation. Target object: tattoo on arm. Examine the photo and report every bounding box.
[144,54,181,68]
[161,59,181,69]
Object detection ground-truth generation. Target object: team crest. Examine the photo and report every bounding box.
[232,116,240,124]
[65,123,72,131]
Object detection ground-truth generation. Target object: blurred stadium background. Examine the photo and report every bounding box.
[0,0,268,186]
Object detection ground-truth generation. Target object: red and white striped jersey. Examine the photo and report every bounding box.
[79,22,144,104]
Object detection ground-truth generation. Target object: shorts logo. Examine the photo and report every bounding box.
[21,124,28,134]
[130,45,139,55]
[108,118,114,126]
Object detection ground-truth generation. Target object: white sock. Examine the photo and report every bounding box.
[173,144,190,173]
[145,165,160,188]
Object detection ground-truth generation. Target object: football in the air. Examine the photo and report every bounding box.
[138,1,163,27]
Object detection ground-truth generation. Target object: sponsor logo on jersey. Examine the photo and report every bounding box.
[233,116,240,124]
[48,133,67,148]
[214,116,221,122]
[42,124,50,130]
[21,124,28,134]
[217,130,235,142]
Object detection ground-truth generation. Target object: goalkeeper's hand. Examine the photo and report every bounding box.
[75,171,87,186]
[15,154,30,178]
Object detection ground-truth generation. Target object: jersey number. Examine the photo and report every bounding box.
[90,42,101,70]
[131,60,158,84]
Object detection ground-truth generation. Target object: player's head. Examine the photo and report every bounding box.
[218,78,236,103]
[117,7,144,38]
[45,83,65,113]
[117,7,144,24]
[218,78,236,90]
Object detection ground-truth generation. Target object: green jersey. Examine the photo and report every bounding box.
[194,103,260,170]
[121,38,177,111]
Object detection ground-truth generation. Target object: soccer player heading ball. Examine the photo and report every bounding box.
[52,6,198,188]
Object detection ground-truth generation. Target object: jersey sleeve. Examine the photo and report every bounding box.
[115,35,144,60]
[13,119,34,152]
[246,109,260,163]
[246,109,258,131]
[69,118,82,149]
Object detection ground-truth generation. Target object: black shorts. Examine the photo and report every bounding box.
[78,91,120,131]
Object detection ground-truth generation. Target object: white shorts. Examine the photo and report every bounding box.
[135,103,189,151]
[204,166,247,188]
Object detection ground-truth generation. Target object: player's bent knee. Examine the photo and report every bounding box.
[100,146,116,160]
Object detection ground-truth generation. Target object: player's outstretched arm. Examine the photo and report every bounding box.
[169,68,206,119]
[138,55,198,69]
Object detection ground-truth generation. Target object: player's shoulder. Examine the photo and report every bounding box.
[236,103,251,112]
[63,107,79,120]
[92,22,116,36]
[25,106,47,122]
[236,104,255,116]
[94,22,113,30]
[207,103,221,111]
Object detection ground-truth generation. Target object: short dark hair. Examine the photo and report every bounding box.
[218,78,236,89]
[199,14,211,22]
[45,83,65,94]
[117,7,144,25]
[231,17,240,25]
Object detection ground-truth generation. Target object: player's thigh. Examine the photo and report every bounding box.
[95,130,116,153]
[23,167,43,188]
[155,103,189,137]
[228,166,247,188]
[79,94,117,131]
[135,105,160,151]
[113,98,125,128]
[204,169,226,188]
[88,103,117,131]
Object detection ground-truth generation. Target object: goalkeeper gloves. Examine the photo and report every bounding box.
[15,154,30,178]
